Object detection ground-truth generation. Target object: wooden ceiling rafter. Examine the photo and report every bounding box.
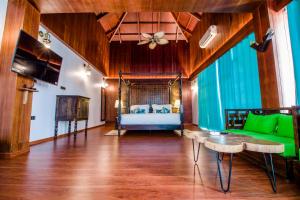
[108,12,128,42]
[122,21,176,25]
[116,33,183,36]
[33,0,263,13]
[175,13,180,43]
[100,12,198,42]
[137,13,141,42]
[186,15,192,31]
[189,12,202,21]
[171,12,188,42]
[96,12,109,21]
[157,12,161,32]
[118,28,122,43]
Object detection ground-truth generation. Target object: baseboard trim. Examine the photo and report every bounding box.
[0,147,30,159]
[30,124,105,146]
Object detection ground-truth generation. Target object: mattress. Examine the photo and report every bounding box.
[121,113,181,125]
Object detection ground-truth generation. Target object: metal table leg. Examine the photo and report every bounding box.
[216,152,233,193]
[263,153,277,192]
[192,139,201,163]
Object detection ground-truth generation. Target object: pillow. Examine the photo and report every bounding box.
[155,106,171,114]
[276,114,294,138]
[243,112,278,134]
[130,105,149,113]
[131,108,146,114]
[152,104,172,113]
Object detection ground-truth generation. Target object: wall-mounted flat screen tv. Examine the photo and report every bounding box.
[11,30,62,85]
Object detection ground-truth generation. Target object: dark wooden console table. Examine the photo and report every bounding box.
[55,95,90,138]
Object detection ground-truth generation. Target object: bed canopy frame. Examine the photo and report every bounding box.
[117,71,184,136]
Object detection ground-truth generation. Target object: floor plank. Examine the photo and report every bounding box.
[0,124,299,200]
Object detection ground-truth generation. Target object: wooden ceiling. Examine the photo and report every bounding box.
[98,12,199,42]
[32,0,263,13]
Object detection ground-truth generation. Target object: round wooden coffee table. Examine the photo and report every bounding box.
[185,132,285,193]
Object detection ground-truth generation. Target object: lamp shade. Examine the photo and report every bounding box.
[174,100,181,108]
[114,100,122,108]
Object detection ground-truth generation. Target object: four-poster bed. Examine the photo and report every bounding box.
[116,71,184,136]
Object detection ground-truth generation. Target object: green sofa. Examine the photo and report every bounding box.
[225,111,297,158]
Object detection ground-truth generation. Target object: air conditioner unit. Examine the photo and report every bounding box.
[199,25,217,48]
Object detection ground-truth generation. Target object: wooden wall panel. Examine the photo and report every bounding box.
[105,80,119,122]
[253,2,279,108]
[105,79,192,123]
[189,13,253,79]
[0,0,40,157]
[41,13,110,75]
[109,41,190,78]
[130,84,170,106]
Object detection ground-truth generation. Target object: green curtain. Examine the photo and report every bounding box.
[288,0,300,104]
[198,33,262,130]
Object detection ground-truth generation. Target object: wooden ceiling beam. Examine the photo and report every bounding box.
[113,33,183,36]
[189,12,202,21]
[171,12,188,42]
[175,13,180,43]
[186,15,192,30]
[137,13,141,42]
[121,21,176,25]
[96,12,109,21]
[157,12,160,32]
[118,28,122,43]
[108,12,127,42]
[33,0,263,14]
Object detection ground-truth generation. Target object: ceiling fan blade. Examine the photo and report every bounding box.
[154,31,165,39]
[157,38,169,45]
[141,33,153,39]
[149,42,157,50]
[137,40,150,45]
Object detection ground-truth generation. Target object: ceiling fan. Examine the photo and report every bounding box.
[137,31,169,50]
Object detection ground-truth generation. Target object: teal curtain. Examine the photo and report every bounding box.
[288,0,300,104]
[198,33,262,130]
[198,63,223,131]
[218,33,262,121]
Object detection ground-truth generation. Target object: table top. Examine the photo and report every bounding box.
[186,131,285,154]
[244,138,284,154]
[204,136,245,153]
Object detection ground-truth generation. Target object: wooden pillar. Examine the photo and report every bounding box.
[253,2,280,108]
[0,0,40,158]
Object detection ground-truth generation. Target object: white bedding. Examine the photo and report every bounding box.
[121,113,181,125]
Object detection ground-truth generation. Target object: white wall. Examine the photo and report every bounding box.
[30,26,105,142]
[191,79,198,125]
[0,0,8,50]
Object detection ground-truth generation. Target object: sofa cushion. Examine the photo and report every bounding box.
[225,129,296,157]
[276,114,294,139]
[243,112,278,134]
[261,135,296,157]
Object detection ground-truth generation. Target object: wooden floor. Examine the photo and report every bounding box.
[0,124,299,200]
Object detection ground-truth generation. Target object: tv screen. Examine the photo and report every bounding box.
[11,30,62,85]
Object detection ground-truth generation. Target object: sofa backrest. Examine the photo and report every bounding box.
[225,107,293,130]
